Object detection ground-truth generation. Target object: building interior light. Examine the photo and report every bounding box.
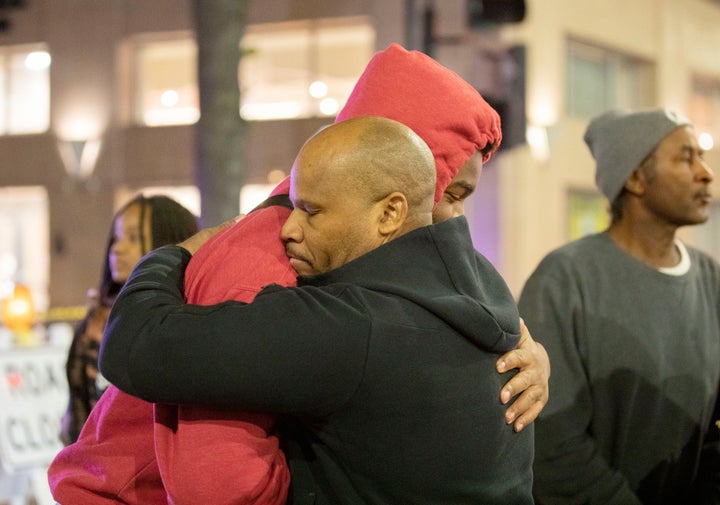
[698,132,714,151]
[309,80,328,98]
[143,108,200,126]
[160,89,180,107]
[526,125,550,162]
[240,101,303,120]
[57,115,103,142]
[240,184,276,214]
[24,51,51,70]
[319,97,339,116]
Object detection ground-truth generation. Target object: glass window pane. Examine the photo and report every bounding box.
[135,37,199,126]
[114,185,200,217]
[689,75,720,148]
[3,47,50,135]
[129,20,375,124]
[566,39,655,119]
[567,190,609,240]
[240,18,375,121]
[0,186,50,314]
[8,52,50,134]
[618,60,642,109]
[567,47,609,118]
[314,24,374,117]
[241,28,312,119]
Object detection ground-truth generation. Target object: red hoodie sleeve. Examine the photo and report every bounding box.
[152,181,295,505]
[49,178,294,505]
[48,386,168,505]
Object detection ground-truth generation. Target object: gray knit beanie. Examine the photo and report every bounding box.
[583,108,692,202]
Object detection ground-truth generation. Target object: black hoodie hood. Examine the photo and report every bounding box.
[299,216,520,353]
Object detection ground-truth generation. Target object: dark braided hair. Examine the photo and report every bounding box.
[97,194,199,305]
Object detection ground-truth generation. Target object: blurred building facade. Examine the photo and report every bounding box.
[0,0,719,311]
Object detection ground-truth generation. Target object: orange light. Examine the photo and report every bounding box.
[1,283,34,333]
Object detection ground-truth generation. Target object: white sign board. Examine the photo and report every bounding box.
[0,346,68,472]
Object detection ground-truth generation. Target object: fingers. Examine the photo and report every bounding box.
[496,318,532,373]
[498,318,551,431]
[497,347,528,374]
[502,365,549,432]
[500,368,534,405]
[509,394,545,432]
[503,379,548,432]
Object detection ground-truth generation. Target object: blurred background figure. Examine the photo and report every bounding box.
[59,194,198,445]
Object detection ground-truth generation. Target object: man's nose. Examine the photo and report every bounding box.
[280,210,301,243]
[697,157,714,183]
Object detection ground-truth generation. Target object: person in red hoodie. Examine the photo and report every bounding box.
[48,182,296,505]
[48,43,549,504]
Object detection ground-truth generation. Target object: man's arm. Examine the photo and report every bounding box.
[98,245,369,414]
[179,218,551,432]
[518,262,641,504]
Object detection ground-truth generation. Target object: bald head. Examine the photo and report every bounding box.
[281,116,437,276]
[302,116,435,219]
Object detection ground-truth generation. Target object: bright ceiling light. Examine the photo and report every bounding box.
[25,51,51,70]
[319,97,339,116]
[309,80,328,98]
[698,132,714,151]
[160,89,180,108]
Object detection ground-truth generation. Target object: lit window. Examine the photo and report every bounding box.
[0,44,50,135]
[240,169,288,214]
[128,19,374,126]
[239,184,275,214]
[131,34,200,126]
[0,186,49,314]
[114,185,201,217]
[566,39,655,118]
[240,18,375,120]
[567,190,609,240]
[689,75,720,151]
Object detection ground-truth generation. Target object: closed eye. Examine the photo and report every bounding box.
[445,191,463,202]
[299,205,320,216]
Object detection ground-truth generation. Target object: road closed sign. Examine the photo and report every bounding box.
[0,346,68,472]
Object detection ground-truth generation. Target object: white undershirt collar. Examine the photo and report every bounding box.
[658,239,691,276]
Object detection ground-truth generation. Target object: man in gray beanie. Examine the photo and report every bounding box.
[519,107,720,504]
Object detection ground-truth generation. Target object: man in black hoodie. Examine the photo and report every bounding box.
[99,115,534,504]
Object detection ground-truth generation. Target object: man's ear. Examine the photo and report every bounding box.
[624,168,646,196]
[376,192,408,236]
